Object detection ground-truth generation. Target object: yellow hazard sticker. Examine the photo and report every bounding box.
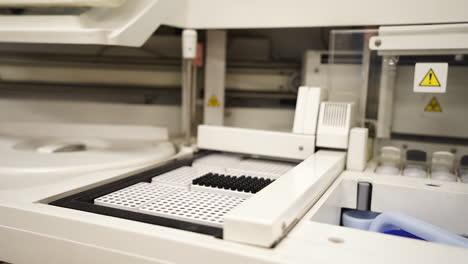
[414,63,447,93]
[207,95,220,107]
[419,69,441,87]
[424,96,442,112]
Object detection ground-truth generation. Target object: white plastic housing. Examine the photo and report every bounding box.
[0,0,181,46]
[223,150,345,247]
[197,125,315,161]
[316,102,356,149]
[293,86,327,135]
[0,0,125,6]
[346,127,368,171]
[1,1,468,46]
[182,29,197,59]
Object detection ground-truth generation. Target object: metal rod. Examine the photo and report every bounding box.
[376,55,399,138]
[181,59,193,144]
[191,66,198,135]
[359,38,372,127]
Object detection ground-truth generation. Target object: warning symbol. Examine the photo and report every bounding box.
[207,95,220,107]
[419,69,441,87]
[424,96,442,112]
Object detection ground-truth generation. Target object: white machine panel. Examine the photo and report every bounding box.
[166,1,468,29]
[346,128,369,171]
[197,125,315,161]
[0,0,182,46]
[392,66,468,138]
[224,150,345,247]
[0,0,124,6]
[293,86,327,135]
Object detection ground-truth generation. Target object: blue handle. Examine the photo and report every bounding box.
[369,211,468,248]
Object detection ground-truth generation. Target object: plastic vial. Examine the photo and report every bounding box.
[431,151,456,182]
[402,149,427,179]
[459,155,468,184]
[375,146,401,175]
[460,170,468,184]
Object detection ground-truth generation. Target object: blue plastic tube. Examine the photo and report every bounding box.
[369,211,468,248]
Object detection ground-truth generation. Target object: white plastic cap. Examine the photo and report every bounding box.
[379,146,401,167]
[182,29,197,59]
[461,173,468,184]
[376,165,400,176]
[431,151,455,171]
[431,170,457,182]
[403,167,427,178]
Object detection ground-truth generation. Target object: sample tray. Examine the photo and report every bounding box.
[51,151,296,237]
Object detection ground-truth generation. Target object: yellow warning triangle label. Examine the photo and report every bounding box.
[207,95,220,107]
[419,69,441,87]
[424,96,442,112]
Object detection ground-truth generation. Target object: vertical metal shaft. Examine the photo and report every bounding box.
[182,59,193,144]
[376,55,399,138]
[191,66,198,133]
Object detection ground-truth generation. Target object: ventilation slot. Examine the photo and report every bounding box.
[322,103,347,128]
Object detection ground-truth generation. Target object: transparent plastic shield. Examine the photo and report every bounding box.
[328,29,379,127]
[330,27,468,140]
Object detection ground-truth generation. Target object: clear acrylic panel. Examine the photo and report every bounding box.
[328,29,380,127]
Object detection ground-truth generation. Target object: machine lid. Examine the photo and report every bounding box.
[0,0,180,46]
[0,0,125,7]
